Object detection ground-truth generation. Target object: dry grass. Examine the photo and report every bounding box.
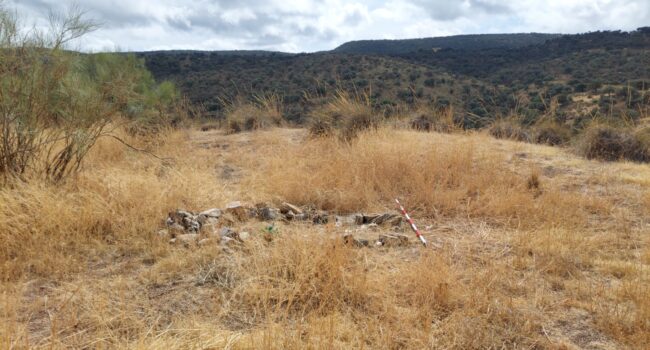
[224,95,284,134]
[1,126,649,349]
[308,90,379,141]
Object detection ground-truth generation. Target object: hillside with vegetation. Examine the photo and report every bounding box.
[1,3,650,349]
[140,28,649,133]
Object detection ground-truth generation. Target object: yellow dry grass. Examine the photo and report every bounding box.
[1,126,649,349]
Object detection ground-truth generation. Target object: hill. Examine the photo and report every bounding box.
[139,29,649,129]
[332,33,561,54]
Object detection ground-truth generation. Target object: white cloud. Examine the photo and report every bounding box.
[4,0,649,52]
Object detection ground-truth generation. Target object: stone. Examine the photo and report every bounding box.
[259,207,281,221]
[312,211,329,225]
[225,201,252,221]
[363,213,402,226]
[280,202,303,215]
[220,236,237,246]
[182,216,201,232]
[377,233,409,247]
[167,209,201,232]
[219,227,237,239]
[199,208,222,218]
[342,234,370,248]
[157,229,169,238]
[285,211,308,221]
[336,214,364,226]
[197,208,221,225]
[238,231,250,241]
[226,201,242,208]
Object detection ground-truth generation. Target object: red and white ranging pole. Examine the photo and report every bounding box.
[395,198,428,247]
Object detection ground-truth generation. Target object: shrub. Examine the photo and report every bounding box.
[488,119,530,142]
[0,5,184,183]
[579,125,649,162]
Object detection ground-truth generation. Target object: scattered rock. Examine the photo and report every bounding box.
[367,223,380,232]
[167,210,201,232]
[285,211,308,221]
[238,231,250,241]
[219,227,238,239]
[197,208,221,225]
[225,201,252,221]
[363,213,402,226]
[342,234,370,248]
[259,207,281,221]
[220,236,237,246]
[377,233,409,247]
[280,202,303,215]
[157,229,169,238]
[336,214,364,226]
[313,211,329,225]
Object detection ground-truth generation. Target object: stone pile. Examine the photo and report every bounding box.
[159,201,407,248]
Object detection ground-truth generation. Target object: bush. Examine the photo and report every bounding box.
[488,119,530,142]
[579,125,649,162]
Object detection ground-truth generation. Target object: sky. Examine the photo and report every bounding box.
[5,0,650,52]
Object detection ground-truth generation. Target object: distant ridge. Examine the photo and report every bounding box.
[135,50,294,57]
[332,33,562,54]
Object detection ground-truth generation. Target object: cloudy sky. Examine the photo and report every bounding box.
[5,0,650,52]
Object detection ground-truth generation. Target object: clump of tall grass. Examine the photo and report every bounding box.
[488,118,530,142]
[308,90,379,141]
[533,120,572,146]
[223,94,283,134]
[409,105,459,133]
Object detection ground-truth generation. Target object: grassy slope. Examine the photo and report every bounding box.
[1,126,649,348]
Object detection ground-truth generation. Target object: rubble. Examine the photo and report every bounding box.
[336,214,364,226]
[343,234,370,248]
[161,201,418,250]
[280,202,303,215]
[259,207,281,221]
[225,201,252,221]
[377,233,410,247]
[312,211,330,224]
[362,213,402,226]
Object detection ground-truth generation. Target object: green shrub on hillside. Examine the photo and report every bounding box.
[0,4,182,182]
